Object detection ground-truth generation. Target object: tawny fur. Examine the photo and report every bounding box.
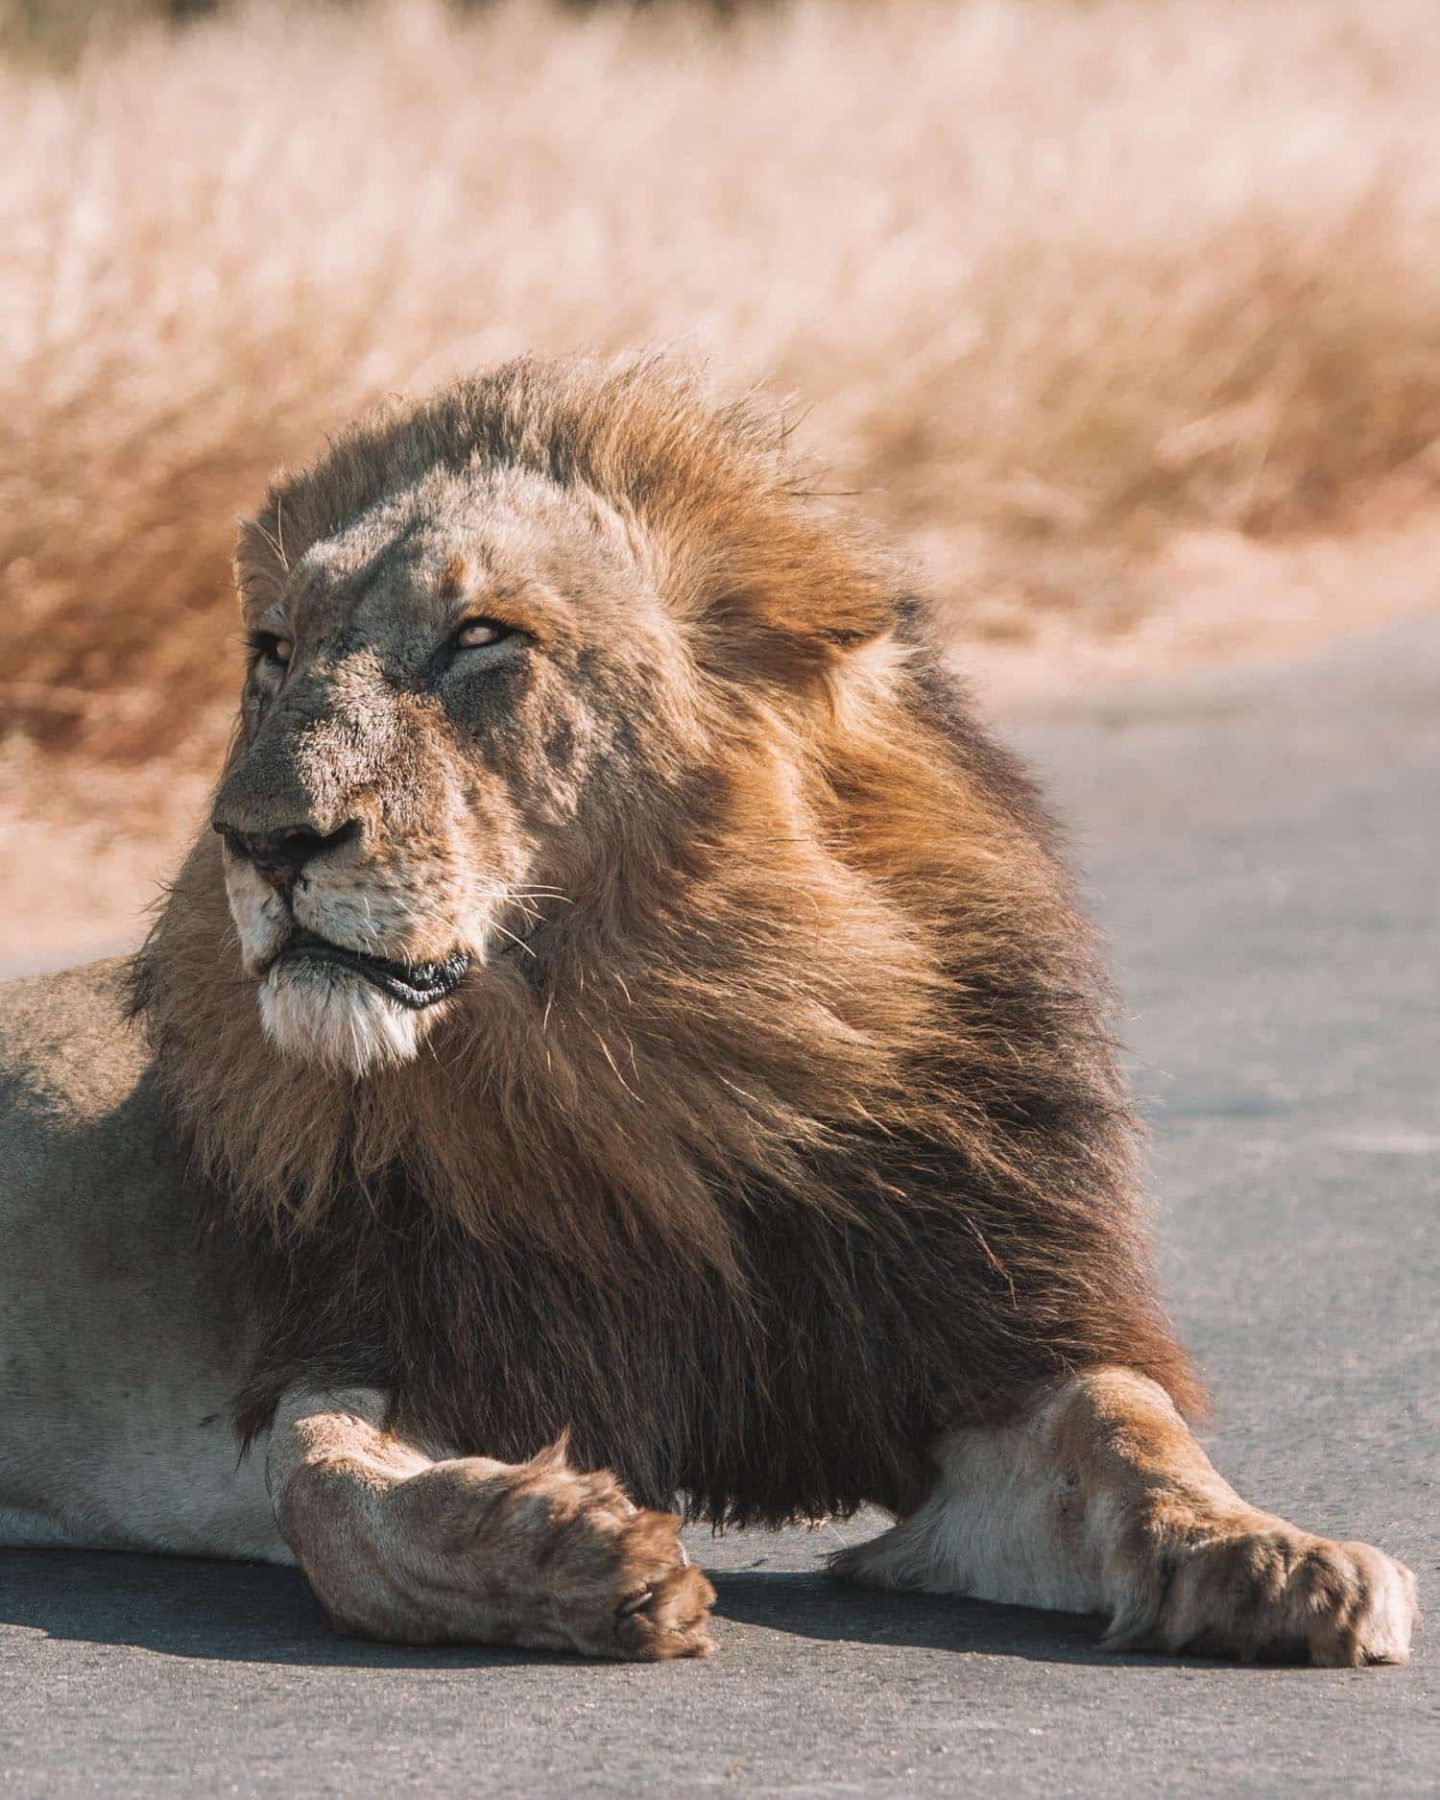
[133,353,1201,1526]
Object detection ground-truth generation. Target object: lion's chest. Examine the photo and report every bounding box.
[233,1174,1001,1524]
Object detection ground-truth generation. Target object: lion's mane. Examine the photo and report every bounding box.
[135,355,1199,1524]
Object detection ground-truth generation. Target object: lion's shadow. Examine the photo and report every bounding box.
[0,1549,1133,1670]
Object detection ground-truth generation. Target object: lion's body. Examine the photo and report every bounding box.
[127,356,1193,1523]
[0,355,1415,1665]
[182,641,1183,1524]
[0,960,281,1559]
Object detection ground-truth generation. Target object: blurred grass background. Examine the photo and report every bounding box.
[2,0,1439,962]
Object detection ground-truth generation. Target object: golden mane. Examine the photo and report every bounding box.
[135,355,1200,1524]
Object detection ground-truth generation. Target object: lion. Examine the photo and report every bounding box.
[0,354,1417,1665]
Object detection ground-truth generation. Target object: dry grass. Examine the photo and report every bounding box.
[3,0,1440,769]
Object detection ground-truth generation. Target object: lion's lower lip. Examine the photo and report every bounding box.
[282,933,470,1010]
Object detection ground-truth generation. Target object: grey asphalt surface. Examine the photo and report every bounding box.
[3,618,1437,1797]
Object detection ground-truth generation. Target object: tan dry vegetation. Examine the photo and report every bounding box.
[3,0,1440,964]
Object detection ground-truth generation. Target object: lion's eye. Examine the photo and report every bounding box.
[453,619,511,651]
[247,629,293,669]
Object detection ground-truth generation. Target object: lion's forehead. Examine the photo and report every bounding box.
[276,468,635,641]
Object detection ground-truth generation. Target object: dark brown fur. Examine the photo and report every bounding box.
[134,354,1201,1526]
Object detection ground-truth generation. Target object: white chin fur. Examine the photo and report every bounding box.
[258,960,425,1076]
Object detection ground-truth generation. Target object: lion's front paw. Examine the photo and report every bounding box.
[1107,1518,1418,1667]
[368,1448,714,1660]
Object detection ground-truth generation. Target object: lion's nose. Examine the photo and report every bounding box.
[213,818,359,896]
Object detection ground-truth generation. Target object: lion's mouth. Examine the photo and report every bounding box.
[280,931,470,1010]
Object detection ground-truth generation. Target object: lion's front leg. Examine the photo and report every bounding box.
[265,1388,714,1659]
[830,1369,1417,1667]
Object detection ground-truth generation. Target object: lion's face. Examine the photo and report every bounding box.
[213,465,703,1076]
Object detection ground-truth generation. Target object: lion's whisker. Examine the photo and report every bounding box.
[488,918,537,960]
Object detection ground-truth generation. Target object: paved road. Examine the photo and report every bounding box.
[3,620,1437,1797]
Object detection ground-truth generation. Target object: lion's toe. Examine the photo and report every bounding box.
[1300,1540,1417,1667]
[519,1481,714,1661]
[586,1505,715,1661]
[614,1559,717,1661]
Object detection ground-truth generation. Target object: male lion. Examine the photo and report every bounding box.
[0,356,1417,1664]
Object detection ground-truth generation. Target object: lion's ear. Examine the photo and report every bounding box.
[698,511,901,665]
[233,497,290,614]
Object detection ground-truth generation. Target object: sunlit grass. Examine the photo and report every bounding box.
[3,0,1439,757]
